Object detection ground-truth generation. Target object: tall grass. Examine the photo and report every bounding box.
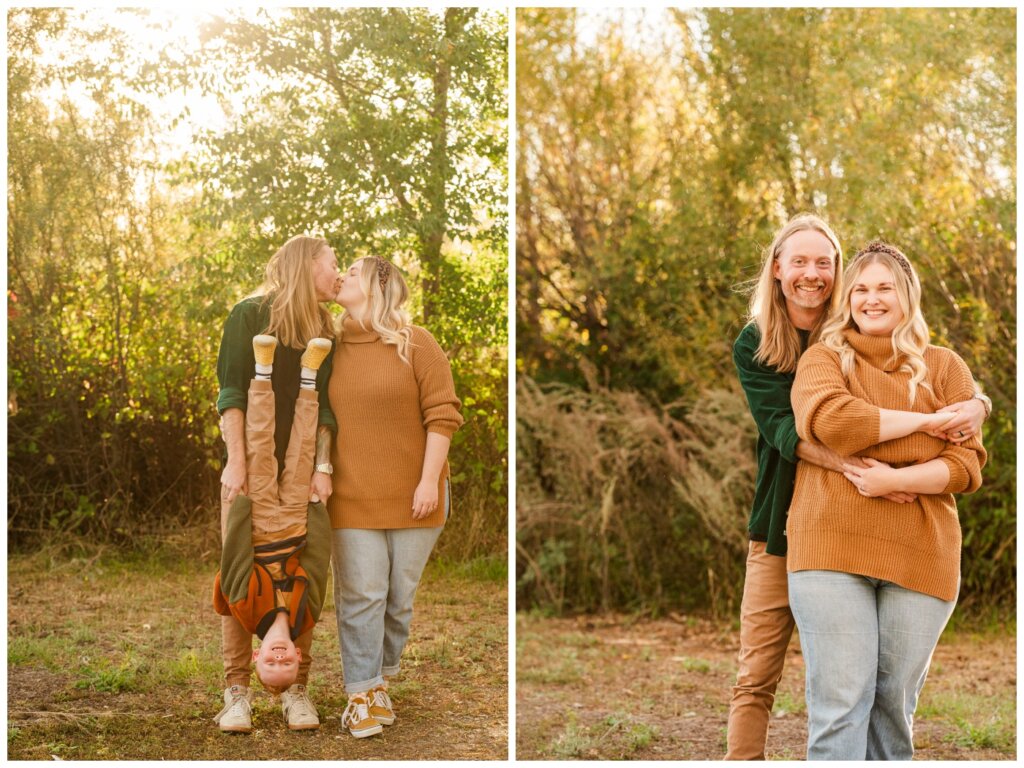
[516,376,755,616]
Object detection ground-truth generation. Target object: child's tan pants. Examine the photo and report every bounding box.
[220,379,320,688]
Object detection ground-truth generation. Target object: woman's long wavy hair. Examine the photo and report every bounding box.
[748,213,844,373]
[819,241,932,405]
[255,235,334,349]
[338,256,414,363]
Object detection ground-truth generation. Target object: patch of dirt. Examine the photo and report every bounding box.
[516,613,1015,760]
[7,554,508,760]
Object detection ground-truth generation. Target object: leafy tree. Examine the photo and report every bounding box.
[191,8,507,321]
[8,9,215,542]
[7,8,508,558]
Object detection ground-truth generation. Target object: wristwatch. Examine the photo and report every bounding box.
[315,463,334,475]
[973,392,993,418]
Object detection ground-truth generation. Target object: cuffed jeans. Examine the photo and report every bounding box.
[331,484,448,694]
[726,540,796,760]
[788,570,956,761]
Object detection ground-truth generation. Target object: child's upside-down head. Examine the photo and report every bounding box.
[253,636,302,694]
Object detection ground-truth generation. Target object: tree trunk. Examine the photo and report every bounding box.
[421,8,475,322]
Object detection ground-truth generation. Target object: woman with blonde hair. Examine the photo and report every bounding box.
[786,241,987,759]
[326,256,463,738]
[214,234,342,733]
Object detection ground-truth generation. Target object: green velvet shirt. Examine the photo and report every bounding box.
[216,296,337,471]
[732,323,809,557]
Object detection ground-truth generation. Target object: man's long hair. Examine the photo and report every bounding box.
[820,242,932,405]
[747,213,844,373]
[256,235,334,349]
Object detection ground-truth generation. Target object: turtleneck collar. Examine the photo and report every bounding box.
[340,313,380,344]
[842,328,903,372]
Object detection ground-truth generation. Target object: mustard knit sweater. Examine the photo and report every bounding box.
[327,315,464,529]
[787,329,986,601]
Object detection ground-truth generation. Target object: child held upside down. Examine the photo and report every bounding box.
[213,335,333,710]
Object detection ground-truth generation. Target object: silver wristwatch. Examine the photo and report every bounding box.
[315,463,334,475]
[973,392,992,418]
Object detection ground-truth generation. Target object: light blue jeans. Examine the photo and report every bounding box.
[331,483,448,694]
[788,570,956,761]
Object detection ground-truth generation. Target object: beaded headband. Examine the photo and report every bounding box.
[852,241,915,284]
[374,257,391,292]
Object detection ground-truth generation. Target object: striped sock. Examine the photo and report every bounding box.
[299,338,332,391]
[300,367,316,390]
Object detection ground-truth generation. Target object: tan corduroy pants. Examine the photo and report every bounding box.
[725,540,796,760]
[220,379,319,687]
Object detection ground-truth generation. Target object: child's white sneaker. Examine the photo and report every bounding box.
[280,683,320,731]
[214,685,253,733]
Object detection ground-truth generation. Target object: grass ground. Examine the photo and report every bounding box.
[7,546,508,760]
[516,611,1015,760]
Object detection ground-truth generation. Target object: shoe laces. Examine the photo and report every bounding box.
[341,695,371,727]
[215,686,250,723]
[286,685,314,716]
[371,687,393,711]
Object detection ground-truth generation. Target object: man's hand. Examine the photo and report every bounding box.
[881,490,918,504]
[919,410,960,440]
[411,479,439,520]
[221,459,248,504]
[797,441,867,473]
[309,471,333,504]
[933,398,986,443]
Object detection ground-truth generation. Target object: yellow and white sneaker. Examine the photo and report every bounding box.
[252,334,277,366]
[368,685,395,726]
[341,692,383,738]
[300,337,332,371]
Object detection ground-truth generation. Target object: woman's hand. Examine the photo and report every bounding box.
[918,410,959,439]
[221,459,248,503]
[842,457,902,498]
[932,398,986,443]
[309,471,332,504]
[411,479,439,520]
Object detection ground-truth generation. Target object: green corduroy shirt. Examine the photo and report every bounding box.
[216,296,337,472]
[732,322,810,557]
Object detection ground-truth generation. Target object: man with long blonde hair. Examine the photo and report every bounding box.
[214,235,341,733]
[725,215,989,759]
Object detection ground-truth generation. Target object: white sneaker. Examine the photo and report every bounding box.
[214,685,253,733]
[280,683,320,731]
[341,693,383,738]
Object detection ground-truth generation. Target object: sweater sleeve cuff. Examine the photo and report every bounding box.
[318,410,337,432]
[777,422,800,464]
[217,387,248,415]
[940,456,970,494]
[426,423,459,440]
[813,402,881,455]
